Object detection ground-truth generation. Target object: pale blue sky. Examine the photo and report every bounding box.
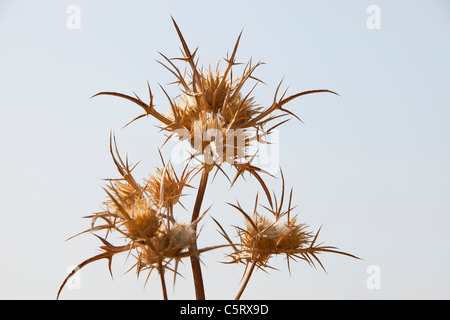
[1,0,449,299]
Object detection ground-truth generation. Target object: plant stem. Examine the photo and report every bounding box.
[158,260,168,300]
[190,169,209,300]
[235,260,257,300]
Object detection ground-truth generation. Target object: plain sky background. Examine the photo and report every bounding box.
[1,0,449,300]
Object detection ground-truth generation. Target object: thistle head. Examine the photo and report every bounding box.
[140,223,196,267]
[145,162,191,208]
[215,174,359,273]
[232,205,314,268]
[245,214,313,261]
[92,18,338,177]
[124,197,161,242]
[104,181,140,214]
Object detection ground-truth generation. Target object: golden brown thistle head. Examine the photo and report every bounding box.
[214,174,360,274]
[139,223,195,267]
[92,18,338,178]
[57,136,224,299]
[57,139,185,297]
[144,161,191,208]
[236,213,314,268]
[90,18,339,209]
[123,196,161,242]
[104,181,140,213]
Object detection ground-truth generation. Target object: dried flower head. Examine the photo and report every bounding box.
[140,223,195,267]
[219,177,358,272]
[92,17,337,178]
[104,181,140,212]
[236,212,314,268]
[56,137,214,300]
[123,196,161,242]
[213,173,360,299]
[145,159,191,208]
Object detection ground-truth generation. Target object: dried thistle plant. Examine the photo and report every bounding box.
[58,17,359,300]
[213,173,359,299]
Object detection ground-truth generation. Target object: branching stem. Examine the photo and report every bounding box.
[158,259,168,300]
[190,169,209,300]
[235,260,257,300]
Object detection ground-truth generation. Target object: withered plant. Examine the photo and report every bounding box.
[57,18,359,300]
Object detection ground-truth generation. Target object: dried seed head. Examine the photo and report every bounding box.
[237,213,313,266]
[139,223,195,266]
[145,166,184,207]
[158,223,195,258]
[274,216,313,251]
[167,67,261,133]
[93,19,338,175]
[104,181,141,214]
[218,180,359,272]
[124,197,161,241]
